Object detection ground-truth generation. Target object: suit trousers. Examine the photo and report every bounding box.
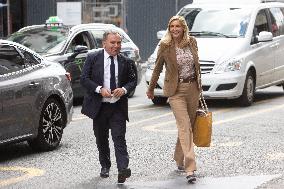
[93,102,129,171]
[168,81,199,173]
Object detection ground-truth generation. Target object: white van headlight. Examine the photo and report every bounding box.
[213,58,243,74]
[147,62,155,70]
[146,56,156,70]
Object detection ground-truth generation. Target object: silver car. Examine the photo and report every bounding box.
[8,18,142,98]
[0,40,73,151]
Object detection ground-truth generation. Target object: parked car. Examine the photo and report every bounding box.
[7,17,142,98]
[0,40,73,151]
[145,0,284,106]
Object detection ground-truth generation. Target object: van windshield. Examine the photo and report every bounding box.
[178,7,252,38]
[7,27,69,55]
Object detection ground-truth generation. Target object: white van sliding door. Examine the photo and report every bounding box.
[269,7,284,83]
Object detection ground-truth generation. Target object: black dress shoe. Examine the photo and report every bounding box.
[100,167,110,178]
[186,174,196,183]
[117,168,131,184]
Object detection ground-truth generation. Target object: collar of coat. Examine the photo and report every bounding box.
[159,36,197,52]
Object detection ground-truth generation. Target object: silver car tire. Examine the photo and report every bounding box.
[238,70,255,106]
[28,98,65,151]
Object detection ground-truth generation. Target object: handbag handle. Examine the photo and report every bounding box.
[197,62,209,113]
[199,92,209,113]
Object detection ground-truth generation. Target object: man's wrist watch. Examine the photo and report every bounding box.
[99,87,102,94]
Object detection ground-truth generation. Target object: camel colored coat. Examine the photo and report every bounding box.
[148,36,202,97]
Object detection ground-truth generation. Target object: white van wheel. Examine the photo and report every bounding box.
[238,71,255,106]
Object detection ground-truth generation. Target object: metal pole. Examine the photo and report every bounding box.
[175,0,178,13]
[122,0,126,31]
[7,0,11,35]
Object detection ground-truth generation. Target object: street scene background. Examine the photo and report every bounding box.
[0,74,283,189]
[0,0,284,188]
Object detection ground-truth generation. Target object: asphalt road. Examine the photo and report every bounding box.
[0,76,284,189]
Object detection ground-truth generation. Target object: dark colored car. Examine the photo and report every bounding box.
[7,18,142,98]
[0,40,73,151]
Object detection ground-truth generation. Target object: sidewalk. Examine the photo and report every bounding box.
[72,174,281,189]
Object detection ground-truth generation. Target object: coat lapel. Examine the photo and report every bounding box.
[168,44,178,71]
[96,50,104,85]
[117,54,124,87]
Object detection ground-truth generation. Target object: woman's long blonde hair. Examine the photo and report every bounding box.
[162,15,190,48]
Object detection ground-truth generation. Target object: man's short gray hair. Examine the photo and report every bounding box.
[102,30,122,41]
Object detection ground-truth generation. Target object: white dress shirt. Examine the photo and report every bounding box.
[96,51,127,103]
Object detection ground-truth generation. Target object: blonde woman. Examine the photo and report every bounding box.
[146,15,202,183]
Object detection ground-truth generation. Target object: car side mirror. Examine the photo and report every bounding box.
[74,45,88,54]
[67,45,88,62]
[257,31,273,42]
[157,30,166,39]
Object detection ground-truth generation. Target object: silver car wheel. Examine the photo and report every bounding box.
[42,102,63,145]
[246,75,254,102]
[28,98,65,151]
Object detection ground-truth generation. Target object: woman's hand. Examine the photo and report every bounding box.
[146,90,154,99]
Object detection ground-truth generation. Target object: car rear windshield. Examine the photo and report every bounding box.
[7,27,69,55]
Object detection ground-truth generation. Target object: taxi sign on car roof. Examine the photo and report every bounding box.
[45,16,63,27]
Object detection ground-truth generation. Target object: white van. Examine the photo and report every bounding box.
[145,0,284,106]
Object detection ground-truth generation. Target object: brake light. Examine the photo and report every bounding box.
[65,72,71,81]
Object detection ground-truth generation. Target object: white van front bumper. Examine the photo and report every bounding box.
[145,69,246,99]
[202,72,246,99]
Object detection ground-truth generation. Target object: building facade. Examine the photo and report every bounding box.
[1,0,193,60]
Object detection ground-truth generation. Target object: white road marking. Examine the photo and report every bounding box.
[128,103,146,108]
[71,105,166,122]
[142,103,284,132]
[128,112,173,126]
[266,152,284,160]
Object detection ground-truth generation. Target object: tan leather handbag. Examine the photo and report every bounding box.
[193,94,212,147]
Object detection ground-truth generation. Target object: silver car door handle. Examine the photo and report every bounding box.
[29,82,39,87]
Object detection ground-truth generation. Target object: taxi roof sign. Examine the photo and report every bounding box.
[45,16,63,27]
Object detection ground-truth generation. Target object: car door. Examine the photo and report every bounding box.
[57,31,93,98]
[269,7,284,83]
[0,44,40,140]
[251,9,276,87]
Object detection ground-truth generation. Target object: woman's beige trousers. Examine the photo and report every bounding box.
[168,81,199,173]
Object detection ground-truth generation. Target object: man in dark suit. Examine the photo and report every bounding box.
[80,30,137,184]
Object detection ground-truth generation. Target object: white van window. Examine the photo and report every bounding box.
[269,7,284,36]
[179,8,252,37]
[254,9,269,36]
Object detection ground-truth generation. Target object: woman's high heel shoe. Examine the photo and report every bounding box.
[186,173,196,183]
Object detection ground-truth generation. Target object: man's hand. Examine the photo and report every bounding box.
[101,88,112,97]
[112,88,125,98]
[146,90,154,99]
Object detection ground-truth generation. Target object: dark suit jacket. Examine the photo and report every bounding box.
[80,49,137,121]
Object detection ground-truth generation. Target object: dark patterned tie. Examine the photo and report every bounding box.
[109,56,116,91]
